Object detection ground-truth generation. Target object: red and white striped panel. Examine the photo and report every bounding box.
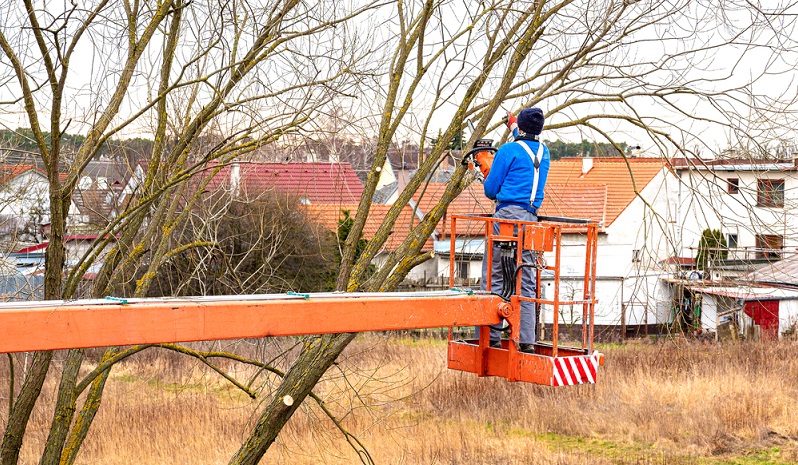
[552,351,600,386]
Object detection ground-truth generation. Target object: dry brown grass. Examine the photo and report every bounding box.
[3,337,798,464]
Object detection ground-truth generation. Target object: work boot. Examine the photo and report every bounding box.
[519,343,536,354]
[489,340,502,349]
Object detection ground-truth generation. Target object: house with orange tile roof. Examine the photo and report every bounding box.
[540,156,679,338]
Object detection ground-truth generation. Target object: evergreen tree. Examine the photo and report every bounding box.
[696,228,728,270]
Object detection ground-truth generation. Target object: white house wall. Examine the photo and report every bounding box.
[604,169,680,275]
[699,294,720,333]
[626,273,672,325]
[540,272,670,328]
[675,165,798,258]
[380,253,438,285]
[779,299,798,336]
[0,171,50,222]
[403,254,483,286]
[539,277,622,327]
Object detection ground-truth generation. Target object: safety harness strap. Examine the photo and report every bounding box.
[515,140,545,207]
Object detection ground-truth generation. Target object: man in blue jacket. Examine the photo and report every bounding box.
[482,107,550,354]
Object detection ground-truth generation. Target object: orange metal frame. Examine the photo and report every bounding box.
[446,215,602,386]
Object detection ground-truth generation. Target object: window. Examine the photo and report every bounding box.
[727,178,739,194]
[755,234,783,259]
[726,233,738,249]
[456,260,469,280]
[757,179,785,207]
[632,249,641,263]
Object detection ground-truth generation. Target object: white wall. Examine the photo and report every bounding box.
[699,293,798,339]
[675,164,798,259]
[698,294,722,333]
[0,170,85,234]
[538,272,671,327]
[779,299,798,336]
[0,170,50,222]
[601,169,681,275]
[539,276,622,327]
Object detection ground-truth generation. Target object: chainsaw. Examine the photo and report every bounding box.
[461,111,517,180]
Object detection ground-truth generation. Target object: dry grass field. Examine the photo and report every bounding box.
[3,336,798,464]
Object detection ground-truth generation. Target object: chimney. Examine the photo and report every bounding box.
[581,157,593,175]
[230,161,240,195]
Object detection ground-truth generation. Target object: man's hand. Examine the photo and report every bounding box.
[506,111,518,139]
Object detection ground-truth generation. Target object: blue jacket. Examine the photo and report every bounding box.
[484,140,550,210]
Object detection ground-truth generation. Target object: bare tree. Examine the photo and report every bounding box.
[1,0,797,463]
[148,187,339,297]
[232,1,798,463]
[0,0,376,463]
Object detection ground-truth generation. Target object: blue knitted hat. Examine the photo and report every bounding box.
[517,108,544,135]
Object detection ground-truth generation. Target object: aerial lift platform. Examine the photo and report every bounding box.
[0,216,602,386]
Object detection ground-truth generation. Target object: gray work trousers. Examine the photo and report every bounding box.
[480,205,537,345]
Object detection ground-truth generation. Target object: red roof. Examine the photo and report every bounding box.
[545,158,666,227]
[304,175,614,252]
[209,162,364,204]
[540,183,607,225]
[0,164,71,185]
[14,243,48,253]
[303,203,434,252]
[412,181,608,235]
[0,164,45,183]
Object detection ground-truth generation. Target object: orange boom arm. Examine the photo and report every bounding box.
[0,291,504,354]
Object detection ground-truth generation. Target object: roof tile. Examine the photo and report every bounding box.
[303,203,433,252]
[239,162,363,204]
[208,162,364,205]
[545,157,665,227]
[0,164,45,183]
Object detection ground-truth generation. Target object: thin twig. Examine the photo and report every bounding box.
[7,353,14,417]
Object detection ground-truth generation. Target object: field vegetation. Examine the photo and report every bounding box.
[3,337,797,464]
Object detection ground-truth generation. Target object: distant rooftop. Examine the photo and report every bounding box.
[210,162,364,204]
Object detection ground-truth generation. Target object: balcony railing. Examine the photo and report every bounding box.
[688,246,797,263]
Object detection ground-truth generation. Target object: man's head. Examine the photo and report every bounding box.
[517,108,544,135]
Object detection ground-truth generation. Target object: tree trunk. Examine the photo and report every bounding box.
[0,351,53,465]
[228,333,356,465]
[39,349,84,465]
